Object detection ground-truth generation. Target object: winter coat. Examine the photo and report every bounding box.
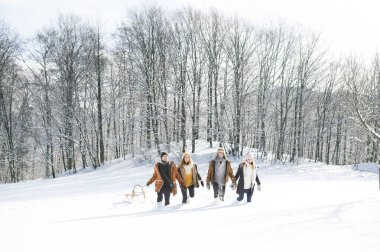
[177,163,202,188]
[206,159,236,185]
[147,161,184,195]
[235,162,261,194]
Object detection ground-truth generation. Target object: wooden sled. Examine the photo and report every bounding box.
[124,184,146,204]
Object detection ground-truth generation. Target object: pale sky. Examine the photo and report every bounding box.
[1,0,380,58]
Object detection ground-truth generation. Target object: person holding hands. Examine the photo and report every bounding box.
[147,151,184,206]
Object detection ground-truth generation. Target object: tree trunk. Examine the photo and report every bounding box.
[96,37,105,165]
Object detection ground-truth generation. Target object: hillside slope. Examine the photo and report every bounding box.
[1,143,379,252]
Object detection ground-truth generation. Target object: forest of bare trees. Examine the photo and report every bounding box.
[0,6,379,183]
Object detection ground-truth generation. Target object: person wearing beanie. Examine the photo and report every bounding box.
[147,152,185,206]
[206,148,236,201]
[160,151,168,159]
[177,152,204,204]
[234,152,261,203]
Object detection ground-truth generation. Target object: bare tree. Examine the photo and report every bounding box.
[182,8,205,153]
[255,25,284,158]
[314,63,338,162]
[225,17,255,156]
[119,7,170,154]
[342,55,380,162]
[48,15,91,173]
[200,9,226,148]
[170,10,191,153]
[273,29,297,162]
[0,20,21,182]
[24,28,56,178]
[90,23,106,166]
[290,32,324,163]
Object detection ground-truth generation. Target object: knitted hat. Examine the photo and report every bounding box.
[244,152,256,166]
[160,151,168,159]
[245,152,253,161]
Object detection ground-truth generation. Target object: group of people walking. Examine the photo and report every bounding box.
[146,148,261,206]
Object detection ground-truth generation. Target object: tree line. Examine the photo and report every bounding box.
[0,6,379,183]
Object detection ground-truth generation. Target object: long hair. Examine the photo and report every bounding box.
[180,152,193,166]
[244,152,256,167]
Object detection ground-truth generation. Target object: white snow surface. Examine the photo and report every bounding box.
[1,141,379,252]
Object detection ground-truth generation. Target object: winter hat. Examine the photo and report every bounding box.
[245,153,253,161]
[160,151,168,159]
[244,152,255,166]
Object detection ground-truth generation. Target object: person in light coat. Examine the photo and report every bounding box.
[234,153,261,203]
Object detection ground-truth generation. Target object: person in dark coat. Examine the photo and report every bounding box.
[177,152,204,204]
[234,152,261,203]
[147,152,184,206]
[206,148,236,201]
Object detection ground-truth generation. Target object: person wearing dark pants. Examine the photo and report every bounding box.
[237,188,253,202]
[177,152,204,204]
[206,148,236,201]
[180,185,194,203]
[147,152,185,206]
[234,152,261,203]
[212,183,226,199]
[157,184,172,205]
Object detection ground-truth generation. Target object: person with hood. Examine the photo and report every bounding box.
[234,152,261,203]
[177,152,204,204]
[206,148,236,201]
[146,152,185,206]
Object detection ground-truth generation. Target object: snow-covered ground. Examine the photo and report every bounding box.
[1,142,379,252]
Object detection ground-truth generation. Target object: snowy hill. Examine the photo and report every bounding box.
[1,142,379,252]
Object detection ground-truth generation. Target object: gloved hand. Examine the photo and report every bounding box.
[206,182,210,190]
[200,181,204,187]
[230,182,236,190]
[257,184,261,191]
[146,182,149,187]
